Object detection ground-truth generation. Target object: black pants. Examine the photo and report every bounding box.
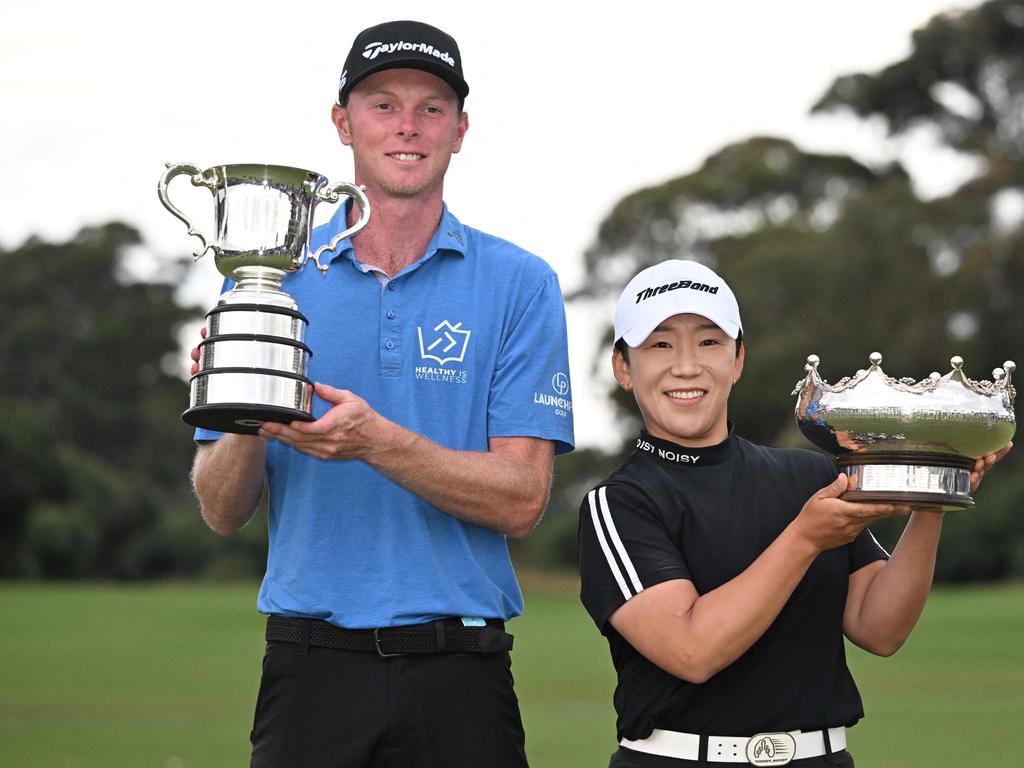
[249,640,528,768]
[610,746,855,768]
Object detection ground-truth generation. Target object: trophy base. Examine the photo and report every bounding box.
[182,403,315,435]
[838,453,975,509]
[186,367,315,435]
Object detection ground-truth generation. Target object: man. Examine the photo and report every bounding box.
[190,20,574,768]
[577,259,1008,768]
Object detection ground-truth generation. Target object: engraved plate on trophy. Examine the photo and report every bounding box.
[793,353,1016,508]
[158,163,370,434]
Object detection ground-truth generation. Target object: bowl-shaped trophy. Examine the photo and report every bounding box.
[793,353,1016,508]
[158,162,370,434]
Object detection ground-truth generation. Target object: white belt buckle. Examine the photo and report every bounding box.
[745,732,797,766]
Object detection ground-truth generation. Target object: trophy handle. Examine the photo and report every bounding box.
[157,162,219,260]
[308,182,372,275]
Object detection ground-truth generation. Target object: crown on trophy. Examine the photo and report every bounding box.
[793,353,1016,508]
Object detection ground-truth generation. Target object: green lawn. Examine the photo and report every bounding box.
[1,579,1021,767]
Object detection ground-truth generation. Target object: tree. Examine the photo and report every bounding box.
[809,0,1024,579]
[550,0,1024,580]
[814,0,1024,166]
[811,0,1024,418]
[0,224,231,578]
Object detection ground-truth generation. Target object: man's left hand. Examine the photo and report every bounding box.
[258,382,404,462]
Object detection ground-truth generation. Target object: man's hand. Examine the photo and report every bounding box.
[258,382,405,462]
[792,474,911,553]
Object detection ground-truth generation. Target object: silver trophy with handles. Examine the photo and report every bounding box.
[158,162,370,434]
[794,353,1016,508]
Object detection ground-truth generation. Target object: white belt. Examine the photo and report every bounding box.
[621,726,847,765]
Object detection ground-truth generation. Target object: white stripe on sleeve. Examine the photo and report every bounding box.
[598,486,644,594]
[588,489,632,602]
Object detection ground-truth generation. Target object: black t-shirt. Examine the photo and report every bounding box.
[578,428,889,741]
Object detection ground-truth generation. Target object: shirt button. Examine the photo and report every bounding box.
[385,340,394,350]
[386,310,396,320]
[387,282,396,291]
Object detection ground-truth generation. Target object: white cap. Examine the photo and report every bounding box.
[614,260,743,346]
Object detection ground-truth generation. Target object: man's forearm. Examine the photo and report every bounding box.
[255,385,556,537]
[191,435,267,536]
[364,420,553,539]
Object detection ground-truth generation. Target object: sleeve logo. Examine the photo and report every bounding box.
[533,371,572,417]
[552,372,570,396]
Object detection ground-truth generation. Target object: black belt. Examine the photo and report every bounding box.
[266,615,514,656]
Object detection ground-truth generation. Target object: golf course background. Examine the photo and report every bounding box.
[3,577,1022,767]
[2,4,1023,766]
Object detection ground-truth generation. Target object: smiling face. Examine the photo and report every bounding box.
[613,313,745,447]
[331,68,468,202]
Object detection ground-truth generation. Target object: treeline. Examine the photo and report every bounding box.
[520,0,1024,583]
[0,224,266,580]
[2,0,1022,582]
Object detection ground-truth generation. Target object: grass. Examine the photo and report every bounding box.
[0,578,1021,767]
[844,584,1024,766]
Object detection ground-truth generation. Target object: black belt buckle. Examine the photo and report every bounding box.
[373,627,405,658]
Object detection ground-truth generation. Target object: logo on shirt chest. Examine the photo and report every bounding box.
[415,319,471,384]
[417,320,471,365]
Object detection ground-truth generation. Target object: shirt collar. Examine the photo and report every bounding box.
[634,422,737,467]
[323,200,468,267]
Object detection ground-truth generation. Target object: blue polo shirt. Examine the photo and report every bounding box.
[196,204,575,628]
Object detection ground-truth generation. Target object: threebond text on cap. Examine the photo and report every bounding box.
[614,260,743,347]
[338,20,469,106]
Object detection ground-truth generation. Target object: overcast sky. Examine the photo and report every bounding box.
[1,0,980,449]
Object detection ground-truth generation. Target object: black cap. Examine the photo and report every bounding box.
[338,20,469,105]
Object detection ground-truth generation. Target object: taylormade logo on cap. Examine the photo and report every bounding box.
[340,21,469,103]
[362,40,457,68]
[615,260,743,347]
